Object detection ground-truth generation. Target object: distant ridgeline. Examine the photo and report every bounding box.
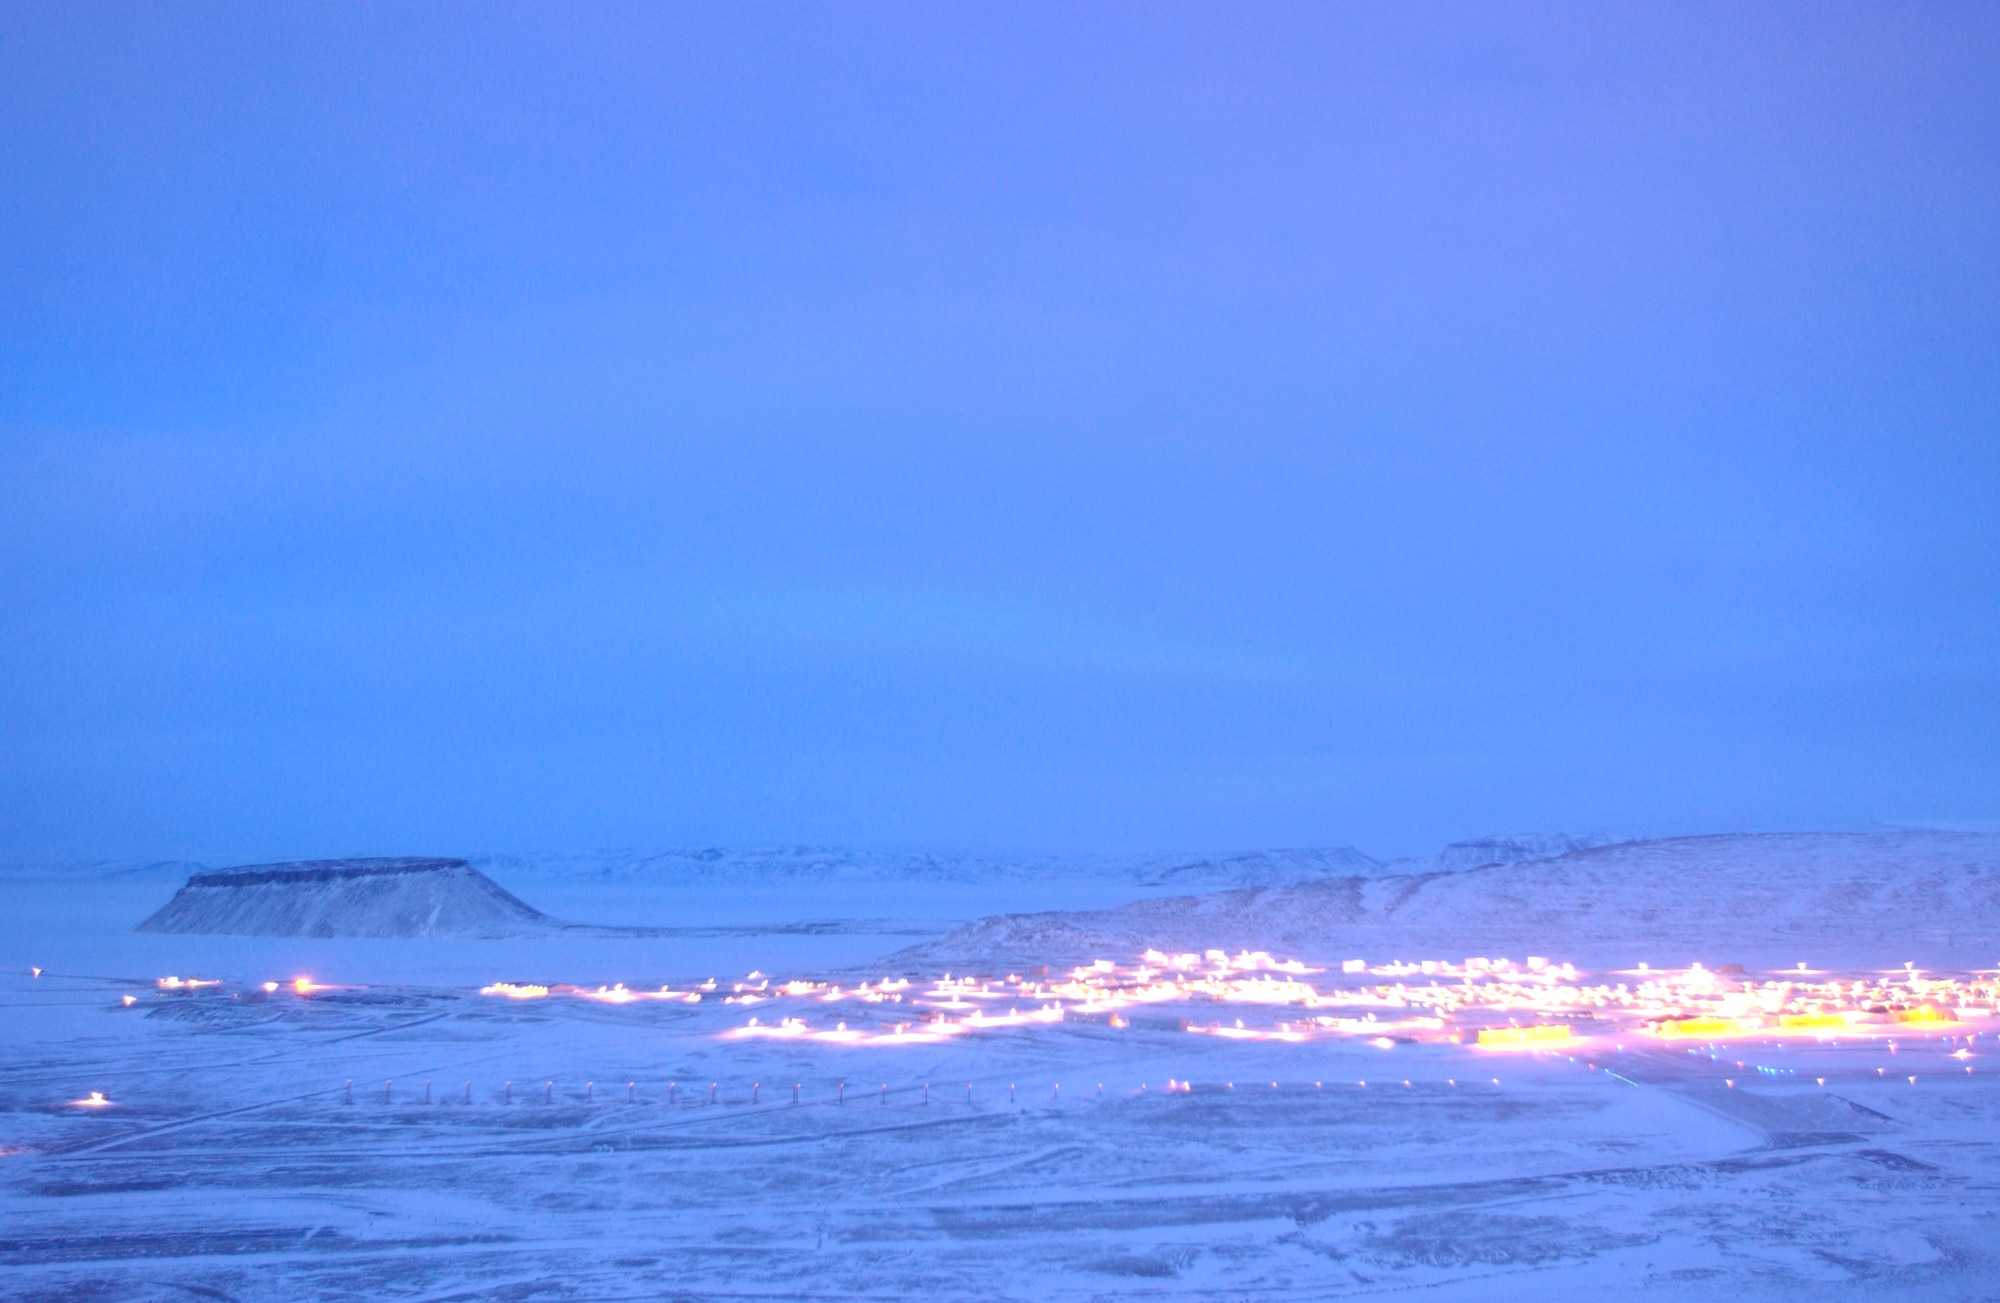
[137,857,554,938]
[472,839,1630,890]
[893,831,2000,972]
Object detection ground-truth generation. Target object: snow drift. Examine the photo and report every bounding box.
[137,857,555,938]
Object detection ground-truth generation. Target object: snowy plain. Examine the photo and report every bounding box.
[2,833,1997,1301]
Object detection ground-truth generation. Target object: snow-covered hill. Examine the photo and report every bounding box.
[137,857,555,938]
[896,831,2000,971]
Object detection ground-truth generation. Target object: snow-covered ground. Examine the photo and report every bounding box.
[2,833,1997,1300]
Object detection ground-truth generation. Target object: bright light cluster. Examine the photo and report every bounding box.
[478,982,703,1004]
[475,949,1999,1051]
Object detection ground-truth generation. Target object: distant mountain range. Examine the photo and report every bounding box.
[473,835,1631,890]
[126,837,1640,938]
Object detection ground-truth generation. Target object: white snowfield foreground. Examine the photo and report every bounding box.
[1,831,1997,1300]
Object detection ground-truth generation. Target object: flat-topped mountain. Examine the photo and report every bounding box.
[137,857,554,938]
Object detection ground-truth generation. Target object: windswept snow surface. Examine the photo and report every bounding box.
[3,832,1999,1300]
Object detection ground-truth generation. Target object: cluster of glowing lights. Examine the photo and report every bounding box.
[113,951,1991,1060]
[479,981,705,1004]
[466,950,1996,1053]
[704,950,1992,1050]
[1477,1024,1574,1047]
[141,976,324,999]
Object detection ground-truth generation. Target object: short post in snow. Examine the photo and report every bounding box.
[384,1079,392,1104]
[838,1081,845,1105]
[923,1083,930,1105]
[343,1079,353,1105]
[668,1081,677,1104]
[792,1083,800,1104]
[464,1081,472,1104]
[1009,1083,1016,1103]
[424,1080,432,1104]
[752,1082,760,1104]
[627,1081,635,1103]
[709,1082,717,1104]
[544,1081,553,1104]
[505,1080,512,1104]
[880,1083,887,1104]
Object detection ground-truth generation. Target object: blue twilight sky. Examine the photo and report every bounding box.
[2,3,1997,864]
